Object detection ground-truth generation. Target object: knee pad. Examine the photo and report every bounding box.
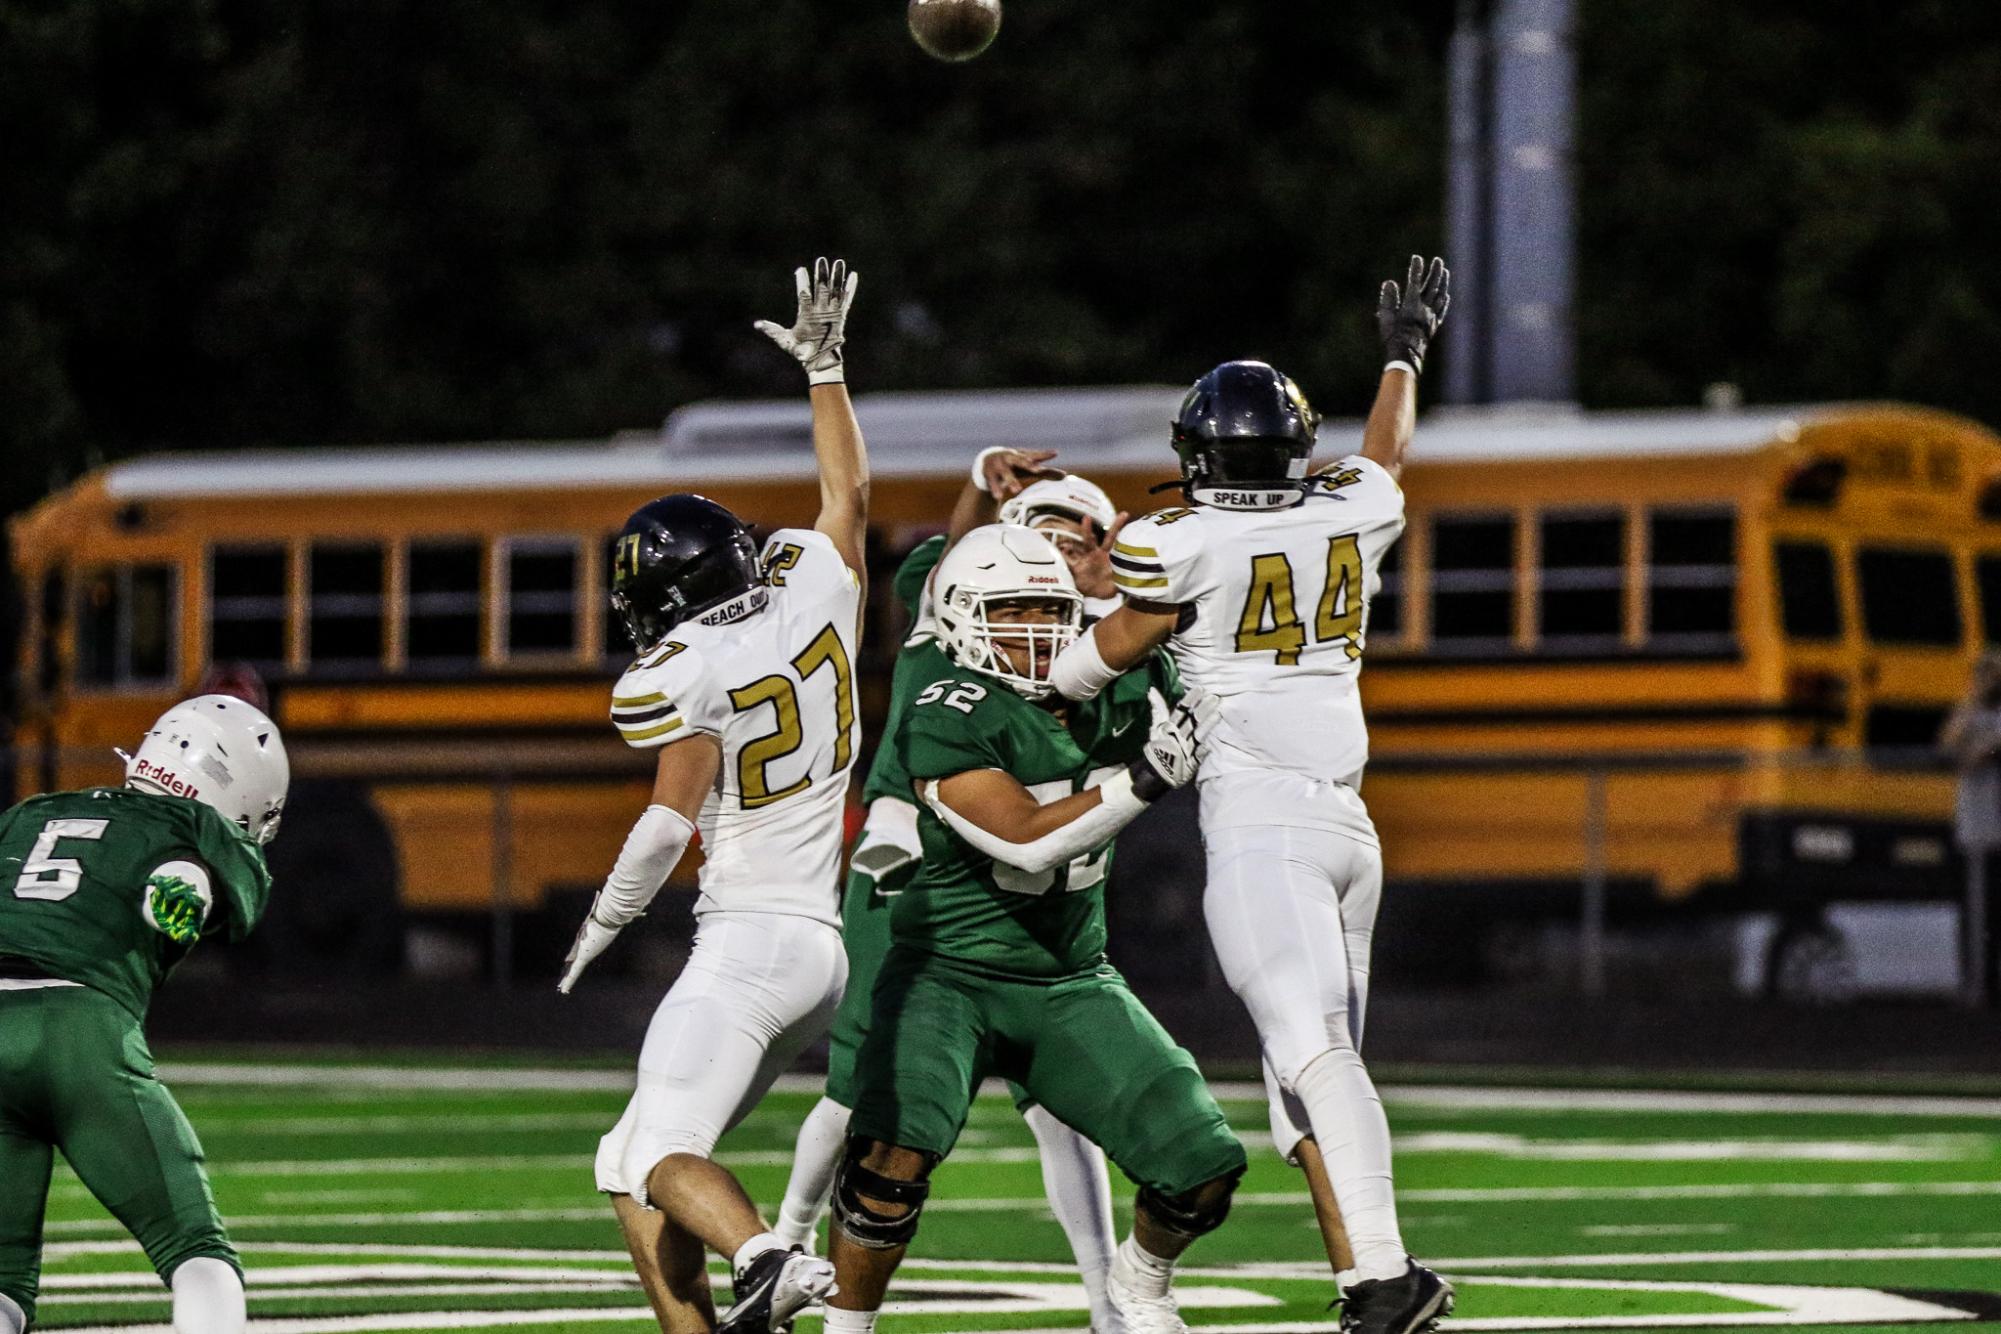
[832,1142,934,1250]
[1136,1167,1244,1243]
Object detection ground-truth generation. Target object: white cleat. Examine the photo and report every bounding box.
[717,1247,838,1334]
[1106,1259,1188,1334]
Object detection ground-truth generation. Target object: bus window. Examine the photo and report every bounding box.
[77,565,176,688]
[1538,512,1624,648]
[308,544,386,674]
[210,545,290,673]
[1429,515,1515,651]
[505,539,580,657]
[1647,510,1736,652]
[1370,539,1403,644]
[407,541,484,669]
[1774,540,1841,640]
[1978,554,2001,644]
[1857,547,1960,647]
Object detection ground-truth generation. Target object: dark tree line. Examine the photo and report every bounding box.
[3,0,1999,528]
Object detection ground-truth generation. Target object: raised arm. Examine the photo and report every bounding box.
[756,257,869,582]
[1360,255,1449,482]
[920,689,1215,875]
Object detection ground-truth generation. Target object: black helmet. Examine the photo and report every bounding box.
[1170,360,1319,508]
[609,495,765,649]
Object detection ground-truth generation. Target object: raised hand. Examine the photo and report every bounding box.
[1377,254,1450,375]
[754,257,859,385]
[979,447,1064,499]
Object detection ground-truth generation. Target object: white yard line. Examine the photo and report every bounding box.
[48,1282,1272,1334]
[1433,1245,2001,1268]
[45,1181,2001,1238]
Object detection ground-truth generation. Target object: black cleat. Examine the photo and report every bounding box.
[717,1245,838,1334]
[1338,1261,1454,1334]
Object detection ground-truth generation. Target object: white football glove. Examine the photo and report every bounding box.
[1130,686,1219,798]
[753,256,859,385]
[557,894,624,994]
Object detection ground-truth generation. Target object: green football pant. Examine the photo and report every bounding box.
[849,949,1247,1195]
[826,868,1040,1115]
[0,987,238,1325]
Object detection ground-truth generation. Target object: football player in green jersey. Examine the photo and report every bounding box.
[820,525,1244,1334]
[0,694,288,1334]
[773,449,1140,1331]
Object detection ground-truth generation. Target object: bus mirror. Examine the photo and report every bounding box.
[1781,458,1845,506]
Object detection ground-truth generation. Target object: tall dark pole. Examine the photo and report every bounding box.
[1445,0,1576,404]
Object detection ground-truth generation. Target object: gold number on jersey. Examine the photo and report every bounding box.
[729,675,810,809]
[1314,534,1365,662]
[639,640,688,672]
[792,624,855,771]
[1147,507,1197,525]
[1236,553,1307,665]
[1234,537,1366,665]
[765,543,804,587]
[727,623,856,809]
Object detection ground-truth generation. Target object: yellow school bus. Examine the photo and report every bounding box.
[8,391,1994,947]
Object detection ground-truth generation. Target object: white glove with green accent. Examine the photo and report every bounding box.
[754,256,859,385]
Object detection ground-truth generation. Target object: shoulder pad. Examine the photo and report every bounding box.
[611,639,724,748]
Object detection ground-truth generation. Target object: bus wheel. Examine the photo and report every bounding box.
[1763,916,1859,1005]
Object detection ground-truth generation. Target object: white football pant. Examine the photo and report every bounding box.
[597,911,846,1205]
[1204,821,1408,1280]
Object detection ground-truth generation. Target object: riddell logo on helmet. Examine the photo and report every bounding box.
[132,760,200,801]
[1027,575,1059,585]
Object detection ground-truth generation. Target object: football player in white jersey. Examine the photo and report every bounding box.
[1049,257,1453,1334]
[558,257,868,1334]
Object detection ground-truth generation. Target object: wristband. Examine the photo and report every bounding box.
[971,446,1011,494]
[1384,359,1418,377]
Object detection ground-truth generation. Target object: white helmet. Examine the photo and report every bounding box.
[999,475,1117,541]
[934,525,1084,700]
[124,695,290,845]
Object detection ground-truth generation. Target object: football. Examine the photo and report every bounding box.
[907,0,1001,63]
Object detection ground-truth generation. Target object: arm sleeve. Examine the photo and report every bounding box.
[611,643,729,749]
[593,804,699,927]
[917,769,1149,878]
